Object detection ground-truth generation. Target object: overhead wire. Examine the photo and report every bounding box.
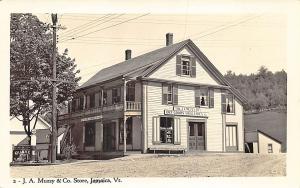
[59,13,150,43]
[59,14,125,41]
[59,14,113,36]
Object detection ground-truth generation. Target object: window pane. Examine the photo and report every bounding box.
[198,124,203,136]
[189,124,195,136]
[160,117,174,143]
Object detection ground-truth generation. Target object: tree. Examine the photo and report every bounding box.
[10,13,81,145]
[224,66,287,111]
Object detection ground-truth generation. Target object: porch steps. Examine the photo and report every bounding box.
[73,151,124,160]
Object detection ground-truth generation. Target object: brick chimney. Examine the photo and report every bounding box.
[125,49,131,60]
[166,33,173,46]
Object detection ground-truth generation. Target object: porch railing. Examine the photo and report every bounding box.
[126,101,141,111]
[59,101,141,121]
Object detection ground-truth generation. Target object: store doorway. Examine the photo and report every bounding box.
[103,122,116,152]
[188,122,205,151]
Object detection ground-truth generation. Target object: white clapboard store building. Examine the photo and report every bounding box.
[58,33,247,158]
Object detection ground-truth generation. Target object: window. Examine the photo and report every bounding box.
[162,84,178,105]
[119,117,132,145]
[268,144,273,153]
[126,82,135,101]
[160,117,174,144]
[89,93,95,108]
[112,88,121,104]
[195,88,208,107]
[176,55,196,77]
[181,56,191,76]
[85,122,95,146]
[71,99,77,112]
[79,96,84,110]
[103,90,107,105]
[221,93,235,114]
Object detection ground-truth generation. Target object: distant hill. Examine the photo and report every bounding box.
[224,66,286,111]
[244,110,287,152]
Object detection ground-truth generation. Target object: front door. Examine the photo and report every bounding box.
[103,123,116,152]
[188,122,205,150]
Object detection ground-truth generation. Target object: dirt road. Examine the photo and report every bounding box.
[10,153,285,177]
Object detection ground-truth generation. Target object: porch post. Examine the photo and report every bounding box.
[123,78,128,154]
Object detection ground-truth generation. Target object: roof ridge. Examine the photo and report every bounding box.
[79,39,190,89]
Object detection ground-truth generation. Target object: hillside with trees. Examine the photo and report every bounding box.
[224,66,287,111]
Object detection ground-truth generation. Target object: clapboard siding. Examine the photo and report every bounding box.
[146,81,225,151]
[226,100,244,151]
[150,47,220,85]
[258,132,281,154]
[206,89,223,151]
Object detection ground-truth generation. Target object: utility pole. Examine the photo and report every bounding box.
[51,13,58,163]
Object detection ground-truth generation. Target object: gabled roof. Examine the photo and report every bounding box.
[79,39,189,89]
[78,38,247,104]
[245,129,282,144]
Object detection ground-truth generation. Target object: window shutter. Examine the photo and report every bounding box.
[209,88,214,108]
[174,118,181,145]
[232,96,235,113]
[152,116,160,144]
[176,55,182,76]
[221,93,226,113]
[173,85,178,105]
[162,84,168,105]
[195,88,200,106]
[191,56,196,77]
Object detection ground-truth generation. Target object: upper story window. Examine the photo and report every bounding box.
[221,93,235,114]
[176,54,196,77]
[79,96,84,110]
[89,93,95,108]
[71,99,77,112]
[195,88,214,108]
[162,84,178,105]
[112,88,121,104]
[103,90,107,105]
[126,82,135,101]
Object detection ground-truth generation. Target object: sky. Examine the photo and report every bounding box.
[37,12,287,86]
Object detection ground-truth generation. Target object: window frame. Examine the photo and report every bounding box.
[176,54,196,77]
[89,93,95,109]
[79,96,84,110]
[85,122,95,147]
[195,87,209,107]
[102,90,107,106]
[126,82,135,102]
[181,56,191,76]
[221,92,235,114]
[112,88,121,104]
[159,117,174,144]
[268,143,273,153]
[162,84,178,105]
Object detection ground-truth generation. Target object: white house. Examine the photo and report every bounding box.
[58,33,247,158]
[245,130,282,154]
[10,116,65,161]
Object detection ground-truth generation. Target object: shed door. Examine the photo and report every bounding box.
[225,125,238,151]
[188,122,205,150]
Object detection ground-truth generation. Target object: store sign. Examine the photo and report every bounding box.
[12,145,33,162]
[164,106,208,117]
[81,115,102,122]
